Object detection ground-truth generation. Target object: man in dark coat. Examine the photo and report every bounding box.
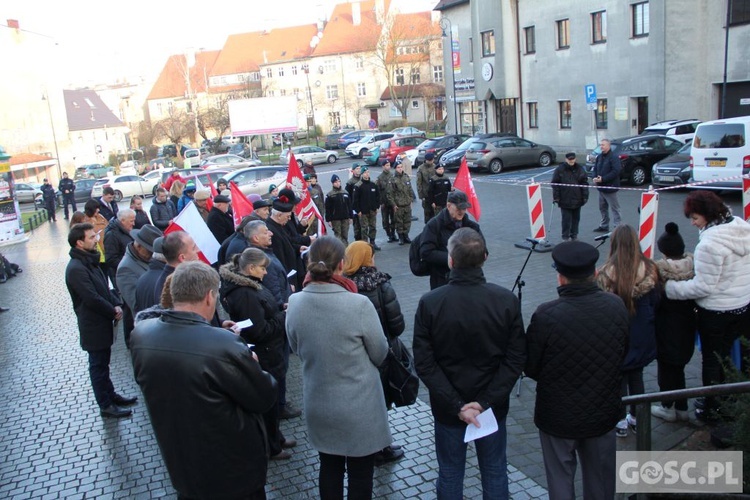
[552,152,589,241]
[592,138,622,232]
[207,194,235,243]
[65,223,135,418]
[325,174,352,245]
[266,190,305,291]
[58,172,76,220]
[149,187,177,231]
[427,164,452,213]
[352,166,380,249]
[419,190,482,290]
[41,178,57,222]
[104,208,135,290]
[525,241,628,500]
[130,195,151,229]
[131,261,277,500]
[98,187,119,222]
[413,228,526,499]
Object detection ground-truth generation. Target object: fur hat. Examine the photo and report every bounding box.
[272,188,299,213]
[657,222,685,258]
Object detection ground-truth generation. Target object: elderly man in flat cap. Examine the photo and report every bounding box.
[525,241,629,500]
[207,194,234,244]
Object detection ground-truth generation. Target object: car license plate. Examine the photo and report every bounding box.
[657,175,675,182]
[707,159,726,167]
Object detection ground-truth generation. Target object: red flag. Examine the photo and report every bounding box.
[286,152,326,234]
[229,181,254,228]
[164,202,220,264]
[453,156,481,221]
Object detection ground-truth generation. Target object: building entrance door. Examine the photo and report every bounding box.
[496,98,517,135]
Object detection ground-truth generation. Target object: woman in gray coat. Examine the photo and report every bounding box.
[286,236,391,500]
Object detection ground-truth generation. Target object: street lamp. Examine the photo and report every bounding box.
[302,63,319,146]
[42,93,62,180]
[439,17,459,135]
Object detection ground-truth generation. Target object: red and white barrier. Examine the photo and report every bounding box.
[743,176,750,221]
[526,182,547,241]
[639,189,659,258]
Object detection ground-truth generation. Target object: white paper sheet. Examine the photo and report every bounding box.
[235,318,254,330]
[464,408,499,443]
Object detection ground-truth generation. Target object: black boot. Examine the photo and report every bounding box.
[388,232,398,243]
[370,239,381,251]
[403,234,411,244]
[398,233,406,246]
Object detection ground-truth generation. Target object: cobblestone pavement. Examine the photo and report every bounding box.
[1,168,734,499]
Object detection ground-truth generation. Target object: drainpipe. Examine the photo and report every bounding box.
[514,0,524,138]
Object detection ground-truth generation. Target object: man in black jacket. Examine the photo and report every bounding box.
[414,228,526,499]
[419,190,482,290]
[58,172,76,220]
[352,166,380,250]
[65,223,135,419]
[552,152,589,241]
[525,241,628,500]
[104,208,135,291]
[325,174,352,245]
[98,187,119,222]
[131,261,277,500]
[207,194,234,243]
[41,178,57,222]
[592,138,622,232]
[149,188,177,231]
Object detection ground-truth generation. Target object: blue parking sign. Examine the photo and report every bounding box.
[584,84,597,111]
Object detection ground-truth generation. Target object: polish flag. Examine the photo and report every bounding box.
[164,201,221,264]
[229,181,254,228]
[193,176,213,211]
[286,152,326,234]
[453,156,482,221]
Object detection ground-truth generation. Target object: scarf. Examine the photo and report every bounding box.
[302,272,358,293]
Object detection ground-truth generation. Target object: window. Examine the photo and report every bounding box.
[524,26,536,54]
[730,0,750,25]
[411,68,420,84]
[280,89,286,96]
[592,11,607,43]
[266,68,272,78]
[559,100,572,129]
[556,19,570,49]
[329,112,341,127]
[396,68,405,85]
[267,90,275,97]
[324,59,336,72]
[357,83,366,97]
[326,85,339,100]
[412,100,419,109]
[167,101,174,114]
[481,30,495,57]
[278,67,285,77]
[528,102,538,128]
[293,87,300,97]
[355,57,364,70]
[433,65,443,83]
[156,103,162,115]
[186,102,193,113]
[632,2,649,37]
[596,99,608,129]
[291,65,298,75]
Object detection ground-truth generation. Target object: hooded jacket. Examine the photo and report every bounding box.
[666,216,750,311]
[655,255,696,366]
[346,266,404,339]
[103,218,133,273]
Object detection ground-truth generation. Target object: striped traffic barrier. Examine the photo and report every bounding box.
[638,188,659,258]
[743,175,750,221]
[514,181,553,252]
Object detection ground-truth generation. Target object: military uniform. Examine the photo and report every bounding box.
[59,176,77,219]
[353,177,380,245]
[376,169,397,242]
[387,170,415,244]
[325,186,352,245]
[428,173,452,211]
[345,174,362,240]
[416,161,436,223]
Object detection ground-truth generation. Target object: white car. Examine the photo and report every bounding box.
[90,174,161,201]
[403,148,419,165]
[391,126,426,138]
[643,119,701,144]
[183,148,202,168]
[200,154,261,169]
[222,166,288,197]
[345,132,395,158]
[279,146,338,166]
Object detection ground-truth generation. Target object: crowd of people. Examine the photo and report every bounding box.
[55,153,750,500]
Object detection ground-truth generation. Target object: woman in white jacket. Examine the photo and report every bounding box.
[665,190,750,420]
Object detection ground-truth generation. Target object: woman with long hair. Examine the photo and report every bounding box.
[343,241,405,464]
[169,180,184,209]
[286,236,391,499]
[219,247,293,460]
[597,224,660,438]
[665,190,750,420]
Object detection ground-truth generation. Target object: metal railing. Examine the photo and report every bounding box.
[622,381,750,451]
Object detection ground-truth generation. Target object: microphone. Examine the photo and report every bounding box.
[594,232,612,242]
[526,237,541,245]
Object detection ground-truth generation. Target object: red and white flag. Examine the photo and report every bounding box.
[229,181,254,228]
[164,201,221,264]
[286,152,326,234]
[453,156,482,221]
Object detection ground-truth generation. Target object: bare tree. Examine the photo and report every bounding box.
[153,108,196,149]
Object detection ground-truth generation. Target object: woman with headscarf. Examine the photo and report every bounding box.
[343,241,405,465]
[286,236,391,500]
[597,224,660,438]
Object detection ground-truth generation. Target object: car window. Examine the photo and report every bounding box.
[117,176,138,183]
[493,139,514,148]
[693,124,746,149]
[469,142,487,150]
[515,139,532,148]
[230,172,254,184]
[663,138,683,152]
[16,183,30,190]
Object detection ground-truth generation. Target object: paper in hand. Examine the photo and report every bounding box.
[464,408,499,443]
[235,318,254,330]
[287,269,297,278]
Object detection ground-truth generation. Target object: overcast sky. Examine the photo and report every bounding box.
[5,0,437,87]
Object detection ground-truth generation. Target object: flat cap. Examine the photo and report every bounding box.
[551,241,599,279]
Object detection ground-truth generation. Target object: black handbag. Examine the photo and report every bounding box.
[384,336,420,408]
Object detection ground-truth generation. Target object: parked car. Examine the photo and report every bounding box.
[325,133,344,149]
[183,149,203,168]
[119,161,140,175]
[157,168,204,187]
[90,174,161,201]
[464,137,557,174]
[157,144,178,158]
[146,158,176,173]
[378,135,425,164]
[279,145,338,166]
[222,166,288,197]
[74,164,114,179]
[585,134,684,186]
[200,154,261,170]
[690,116,750,190]
[345,133,395,158]
[331,125,355,134]
[272,132,296,146]
[643,119,701,144]
[228,143,255,159]
[417,134,471,165]
[439,138,479,170]
[13,182,42,204]
[178,170,233,192]
[652,142,693,188]
[363,145,383,166]
[337,130,378,149]
[391,126,426,138]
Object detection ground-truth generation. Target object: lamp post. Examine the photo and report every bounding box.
[439,17,459,135]
[302,63,319,146]
[42,93,62,180]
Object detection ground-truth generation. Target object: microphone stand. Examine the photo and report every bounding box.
[512,238,538,396]
[594,232,612,249]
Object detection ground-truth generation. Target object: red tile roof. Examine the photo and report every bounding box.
[379,83,445,100]
[9,153,55,165]
[313,0,392,56]
[387,12,441,64]
[147,50,220,100]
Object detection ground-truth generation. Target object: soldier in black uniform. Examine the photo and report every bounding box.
[325,174,352,245]
[41,178,57,222]
[427,164,452,213]
[59,172,76,220]
[352,166,381,250]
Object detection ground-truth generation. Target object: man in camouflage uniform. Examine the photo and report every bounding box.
[345,164,363,241]
[377,159,398,243]
[324,174,352,245]
[387,162,415,245]
[353,166,381,250]
[416,153,437,223]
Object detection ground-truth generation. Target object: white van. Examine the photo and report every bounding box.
[691,116,750,189]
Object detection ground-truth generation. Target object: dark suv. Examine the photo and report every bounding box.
[585,135,684,186]
[417,134,471,165]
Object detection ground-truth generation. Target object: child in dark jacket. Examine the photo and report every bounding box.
[652,222,696,422]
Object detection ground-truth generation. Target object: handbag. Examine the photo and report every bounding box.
[384,337,420,408]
